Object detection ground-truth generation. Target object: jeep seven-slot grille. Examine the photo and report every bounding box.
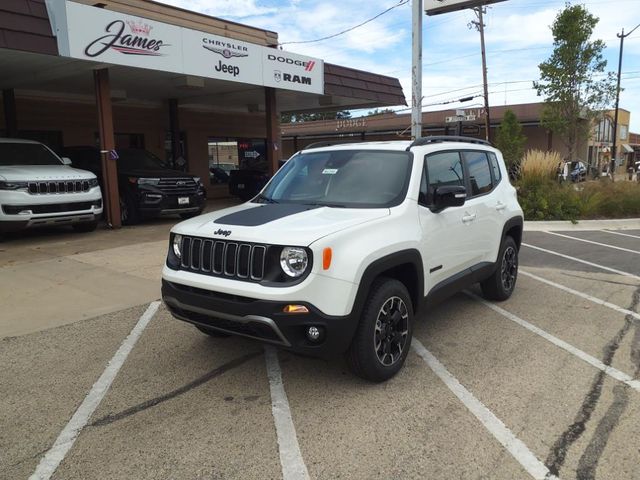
[180,236,266,281]
[28,181,90,194]
[157,177,198,196]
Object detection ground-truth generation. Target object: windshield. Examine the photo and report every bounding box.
[0,143,63,166]
[116,149,170,170]
[258,150,413,208]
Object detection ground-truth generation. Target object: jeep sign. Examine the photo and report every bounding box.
[425,0,507,15]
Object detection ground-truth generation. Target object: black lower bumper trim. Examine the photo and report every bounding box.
[162,279,358,357]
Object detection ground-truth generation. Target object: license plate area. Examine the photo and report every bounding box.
[178,197,190,205]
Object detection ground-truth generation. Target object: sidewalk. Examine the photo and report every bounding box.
[525,218,640,231]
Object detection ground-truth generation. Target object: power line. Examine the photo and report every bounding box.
[279,0,409,46]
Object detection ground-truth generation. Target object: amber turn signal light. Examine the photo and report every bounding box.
[283,305,309,314]
[323,247,332,270]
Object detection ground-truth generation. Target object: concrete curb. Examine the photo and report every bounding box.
[524,218,640,231]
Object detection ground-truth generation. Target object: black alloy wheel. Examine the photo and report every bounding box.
[480,235,519,301]
[347,277,414,382]
[374,296,409,367]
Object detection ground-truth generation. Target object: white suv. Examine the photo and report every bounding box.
[0,139,103,238]
[162,137,523,381]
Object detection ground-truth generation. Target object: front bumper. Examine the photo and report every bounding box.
[138,191,205,217]
[162,279,358,357]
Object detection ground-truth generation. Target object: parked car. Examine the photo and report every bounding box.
[162,136,524,382]
[228,168,270,200]
[569,161,587,182]
[0,138,102,239]
[62,147,206,225]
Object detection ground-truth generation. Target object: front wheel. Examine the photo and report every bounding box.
[480,236,519,301]
[346,277,414,382]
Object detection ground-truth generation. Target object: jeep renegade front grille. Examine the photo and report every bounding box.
[28,181,90,194]
[180,236,266,281]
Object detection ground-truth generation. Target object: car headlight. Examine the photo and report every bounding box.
[172,234,183,259]
[88,178,99,187]
[280,247,308,278]
[137,178,160,185]
[0,181,28,190]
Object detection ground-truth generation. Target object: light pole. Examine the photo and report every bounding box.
[611,22,640,179]
[411,0,423,140]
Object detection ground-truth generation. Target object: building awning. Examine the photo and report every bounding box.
[622,144,634,153]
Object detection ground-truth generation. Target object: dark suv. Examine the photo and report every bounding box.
[62,147,206,224]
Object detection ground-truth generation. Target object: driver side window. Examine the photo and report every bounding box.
[421,151,464,205]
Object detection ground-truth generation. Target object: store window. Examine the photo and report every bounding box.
[207,137,266,185]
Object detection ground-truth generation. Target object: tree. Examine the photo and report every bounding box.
[367,108,395,116]
[280,110,351,124]
[533,4,615,161]
[495,109,527,176]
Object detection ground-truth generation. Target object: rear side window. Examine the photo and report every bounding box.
[425,151,465,203]
[488,152,502,185]
[463,151,492,197]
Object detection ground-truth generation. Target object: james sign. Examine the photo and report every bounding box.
[425,0,507,15]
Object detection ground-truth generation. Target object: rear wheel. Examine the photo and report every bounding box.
[72,220,98,233]
[346,277,413,382]
[481,236,518,301]
[195,325,231,338]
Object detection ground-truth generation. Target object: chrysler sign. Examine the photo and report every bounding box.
[425,0,507,15]
[45,0,323,94]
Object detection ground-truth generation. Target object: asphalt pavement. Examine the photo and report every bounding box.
[1,220,639,480]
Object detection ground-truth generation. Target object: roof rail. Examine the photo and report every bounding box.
[407,136,492,150]
[302,141,349,150]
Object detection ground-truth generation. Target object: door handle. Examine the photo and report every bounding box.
[496,202,507,211]
[462,213,477,223]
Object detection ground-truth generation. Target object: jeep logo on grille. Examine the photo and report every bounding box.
[213,229,232,237]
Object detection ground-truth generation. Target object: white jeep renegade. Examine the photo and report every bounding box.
[162,137,523,382]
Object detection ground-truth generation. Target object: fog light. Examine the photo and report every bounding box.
[306,326,323,342]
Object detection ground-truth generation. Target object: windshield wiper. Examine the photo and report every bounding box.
[303,202,347,208]
[253,194,279,204]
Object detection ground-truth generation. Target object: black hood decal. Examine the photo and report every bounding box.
[214,204,320,227]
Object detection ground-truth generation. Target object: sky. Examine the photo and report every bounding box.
[157,0,640,131]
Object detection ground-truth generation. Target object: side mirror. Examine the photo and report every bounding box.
[432,185,466,212]
[61,157,72,166]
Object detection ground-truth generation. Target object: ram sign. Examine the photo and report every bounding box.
[425,0,507,15]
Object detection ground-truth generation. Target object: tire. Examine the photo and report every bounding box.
[480,236,519,301]
[72,220,98,233]
[346,277,414,382]
[195,325,231,338]
[180,209,203,220]
[119,192,140,225]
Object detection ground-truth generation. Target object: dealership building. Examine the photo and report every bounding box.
[0,0,405,226]
[282,103,639,171]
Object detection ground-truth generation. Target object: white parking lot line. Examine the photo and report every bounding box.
[522,243,640,281]
[411,339,557,480]
[601,230,640,240]
[545,231,640,255]
[520,270,640,321]
[466,292,640,392]
[29,301,161,480]
[264,346,310,480]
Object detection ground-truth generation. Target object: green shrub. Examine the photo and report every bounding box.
[516,179,640,221]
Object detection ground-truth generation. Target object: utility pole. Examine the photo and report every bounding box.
[469,7,491,142]
[411,0,423,140]
[611,22,640,180]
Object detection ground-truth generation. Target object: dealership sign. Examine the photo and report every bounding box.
[425,0,507,15]
[45,0,323,94]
